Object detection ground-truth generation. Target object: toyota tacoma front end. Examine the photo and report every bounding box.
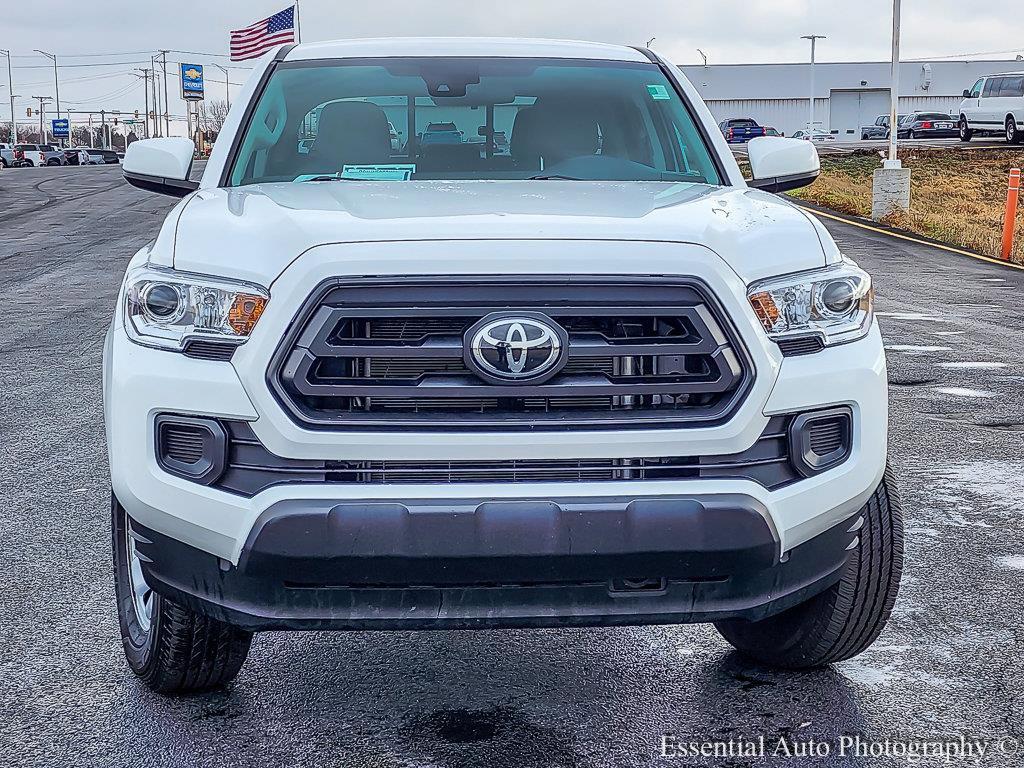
[105,38,902,694]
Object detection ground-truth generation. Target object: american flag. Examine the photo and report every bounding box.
[230,6,296,61]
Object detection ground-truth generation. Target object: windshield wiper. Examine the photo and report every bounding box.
[526,174,583,181]
[298,175,366,182]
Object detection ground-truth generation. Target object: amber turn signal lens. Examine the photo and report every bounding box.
[227,294,268,335]
[748,291,780,332]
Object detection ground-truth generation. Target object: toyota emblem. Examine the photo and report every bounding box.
[464,313,569,384]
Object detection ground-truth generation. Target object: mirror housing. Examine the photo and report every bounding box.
[963,89,971,99]
[746,137,820,193]
[123,138,199,198]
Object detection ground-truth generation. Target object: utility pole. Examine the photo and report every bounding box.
[160,50,170,136]
[212,64,230,111]
[134,68,151,138]
[697,49,708,67]
[0,50,13,143]
[801,35,826,135]
[32,96,52,143]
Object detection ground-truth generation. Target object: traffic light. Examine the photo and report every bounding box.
[113,118,119,126]
[26,107,32,117]
[135,110,140,119]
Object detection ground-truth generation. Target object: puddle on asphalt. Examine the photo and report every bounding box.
[887,345,953,353]
[931,387,997,398]
[876,312,944,322]
[935,362,1008,371]
[994,555,1024,570]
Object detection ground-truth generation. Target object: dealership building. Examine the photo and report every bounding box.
[678,58,1024,138]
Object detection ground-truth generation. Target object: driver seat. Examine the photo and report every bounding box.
[511,102,600,171]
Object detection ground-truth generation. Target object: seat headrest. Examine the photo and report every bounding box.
[309,101,392,168]
[511,102,599,170]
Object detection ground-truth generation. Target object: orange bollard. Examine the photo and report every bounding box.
[1001,168,1021,261]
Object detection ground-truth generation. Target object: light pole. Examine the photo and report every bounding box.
[801,35,826,135]
[34,50,61,145]
[0,50,14,143]
[871,0,910,220]
[212,64,230,111]
[887,0,902,166]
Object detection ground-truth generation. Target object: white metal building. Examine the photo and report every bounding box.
[678,59,1024,139]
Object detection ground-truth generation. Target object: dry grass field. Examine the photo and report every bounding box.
[789,147,1024,264]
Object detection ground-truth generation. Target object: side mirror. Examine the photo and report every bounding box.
[746,137,820,193]
[123,138,199,198]
[963,89,971,99]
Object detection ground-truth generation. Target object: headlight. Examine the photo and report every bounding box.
[747,262,873,346]
[123,266,269,351]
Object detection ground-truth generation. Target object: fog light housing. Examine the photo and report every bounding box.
[789,408,853,478]
[155,415,227,485]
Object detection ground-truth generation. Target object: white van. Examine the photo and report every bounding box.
[959,72,1024,143]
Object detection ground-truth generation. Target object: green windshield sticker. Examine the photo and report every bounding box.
[341,164,416,181]
[647,84,670,100]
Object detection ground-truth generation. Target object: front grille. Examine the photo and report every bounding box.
[215,417,800,496]
[270,278,751,430]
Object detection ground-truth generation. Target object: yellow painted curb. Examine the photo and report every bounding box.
[805,206,1024,273]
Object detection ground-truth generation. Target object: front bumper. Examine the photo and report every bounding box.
[131,495,862,631]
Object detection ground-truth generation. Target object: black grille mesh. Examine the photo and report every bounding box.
[160,425,205,465]
[271,279,750,431]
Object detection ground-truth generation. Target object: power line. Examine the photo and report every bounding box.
[12,60,151,70]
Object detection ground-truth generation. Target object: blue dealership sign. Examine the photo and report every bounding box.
[51,118,69,138]
[180,63,205,101]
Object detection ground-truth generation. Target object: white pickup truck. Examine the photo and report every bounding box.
[12,143,68,167]
[0,142,15,168]
[109,37,901,694]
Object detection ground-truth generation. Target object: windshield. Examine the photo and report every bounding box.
[228,57,722,186]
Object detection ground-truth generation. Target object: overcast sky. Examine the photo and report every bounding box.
[4,0,1023,129]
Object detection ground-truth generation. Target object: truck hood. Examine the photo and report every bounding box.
[163,181,837,286]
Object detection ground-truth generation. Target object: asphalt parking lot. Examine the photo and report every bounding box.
[1,163,1023,767]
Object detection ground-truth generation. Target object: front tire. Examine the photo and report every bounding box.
[112,495,253,694]
[715,466,904,669]
[960,117,974,142]
[1007,117,1022,144]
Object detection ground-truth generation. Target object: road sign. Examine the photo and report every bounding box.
[51,118,70,139]
[180,63,205,101]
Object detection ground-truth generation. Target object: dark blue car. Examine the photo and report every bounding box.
[719,118,767,144]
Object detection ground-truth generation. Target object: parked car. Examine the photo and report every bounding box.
[70,148,103,165]
[13,143,68,166]
[763,126,783,137]
[420,121,464,145]
[719,118,767,144]
[113,38,899,694]
[87,148,120,164]
[896,112,958,140]
[959,72,1024,143]
[791,129,836,143]
[63,148,92,166]
[0,142,14,168]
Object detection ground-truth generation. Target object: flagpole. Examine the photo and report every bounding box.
[294,1,302,43]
